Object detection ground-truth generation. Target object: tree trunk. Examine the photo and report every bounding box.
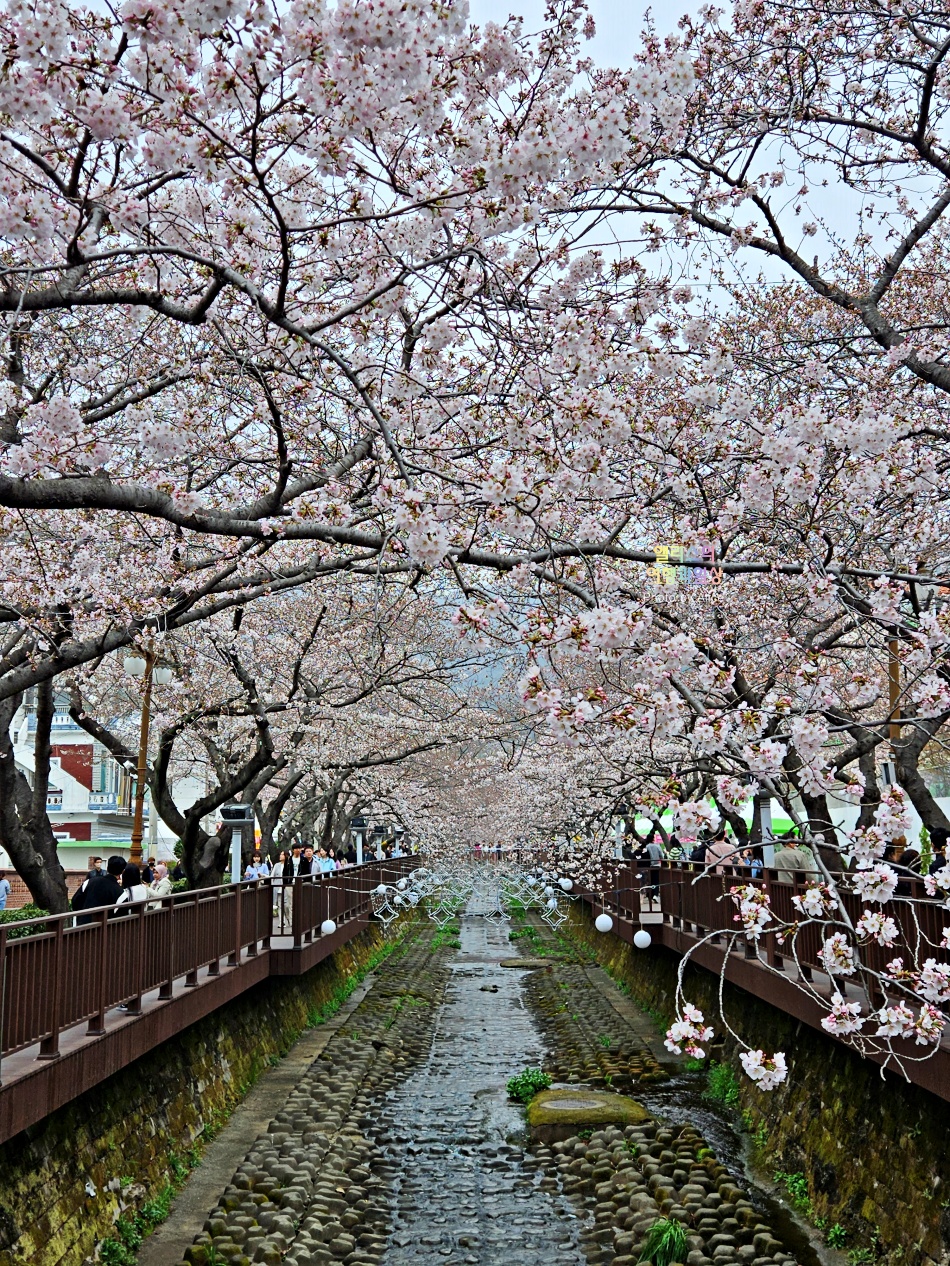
[783,756,843,869]
[256,770,304,860]
[0,688,68,912]
[715,797,750,845]
[856,746,881,830]
[894,712,950,835]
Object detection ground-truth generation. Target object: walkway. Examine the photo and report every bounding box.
[145,906,830,1266]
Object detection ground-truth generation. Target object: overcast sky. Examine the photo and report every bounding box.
[467,0,692,67]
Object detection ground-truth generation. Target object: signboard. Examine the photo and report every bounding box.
[647,544,723,588]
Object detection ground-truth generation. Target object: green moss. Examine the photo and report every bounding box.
[526,1087,651,1134]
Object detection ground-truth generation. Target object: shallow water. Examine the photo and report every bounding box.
[375,913,589,1266]
[637,1071,837,1266]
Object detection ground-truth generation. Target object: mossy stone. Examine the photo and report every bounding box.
[527,1088,652,1143]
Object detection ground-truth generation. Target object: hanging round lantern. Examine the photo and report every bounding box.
[558,877,573,892]
[594,913,614,933]
[123,654,147,678]
[633,929,652,950]
[375,884,388,895]
[320,919,337,936]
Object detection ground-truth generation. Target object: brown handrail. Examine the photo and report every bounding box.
[0,856,418,1081]
[583,861,950,982]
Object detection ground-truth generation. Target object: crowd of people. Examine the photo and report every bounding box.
[64,838,414,920]
[624,824,950,886]
[70,856,174,920]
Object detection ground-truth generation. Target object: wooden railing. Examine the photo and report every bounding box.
[0,857,417,1078]
[587,861,950,981]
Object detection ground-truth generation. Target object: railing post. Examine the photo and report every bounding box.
[261,879,271,950]
[230,878,243,966]
[305,876,315,945]
[185,892,200,987]
[125,901,146,1014]
[207,888,221,976]
[87,907,110,1033]
[0,925,8,1084]
[159,895,174,1000]
[292,877,303,949]
[38,916,65,1059]
[764,871,782,971]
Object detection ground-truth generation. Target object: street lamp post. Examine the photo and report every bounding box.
[350,816,366,865]
[123,647,172,868]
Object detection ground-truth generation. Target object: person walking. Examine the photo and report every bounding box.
[317,848,335,874]
[705,830,740,873]
[772,839,817,883]
[76,855,126,924]
[272,848,296,930]
[141,857,155,884]
[71,856,104,915]
[298,846,314,878]
[244,850,270,880]
[644,835,664,898]
[929,828,949,877]
[0,871,11,910]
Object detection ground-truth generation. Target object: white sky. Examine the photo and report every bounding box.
[467,0,693,66]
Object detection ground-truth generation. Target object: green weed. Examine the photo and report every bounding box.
[774,1170,813,1217]
[506,1067,552,1104]
[705,1061,741,1109]
[637,1216,689,1266]
[826,1224,847,1248]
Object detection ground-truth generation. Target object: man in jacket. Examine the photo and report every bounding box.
[772,840,817,883]
[76,855,125,924]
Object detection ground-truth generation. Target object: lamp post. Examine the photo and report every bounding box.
[123,646,172,868]
[350,816,366,865]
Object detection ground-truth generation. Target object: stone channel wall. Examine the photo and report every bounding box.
[566,904,950,1266]
[0,922,399,1266]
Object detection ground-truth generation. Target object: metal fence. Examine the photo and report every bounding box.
[0,857,416,1076]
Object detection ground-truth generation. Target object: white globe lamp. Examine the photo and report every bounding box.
[558,877,573,892]
[320,919,337,936]
[633,929,652,950]
[594,913,613,934]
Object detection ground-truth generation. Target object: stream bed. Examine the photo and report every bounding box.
[374,913,589,1266]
